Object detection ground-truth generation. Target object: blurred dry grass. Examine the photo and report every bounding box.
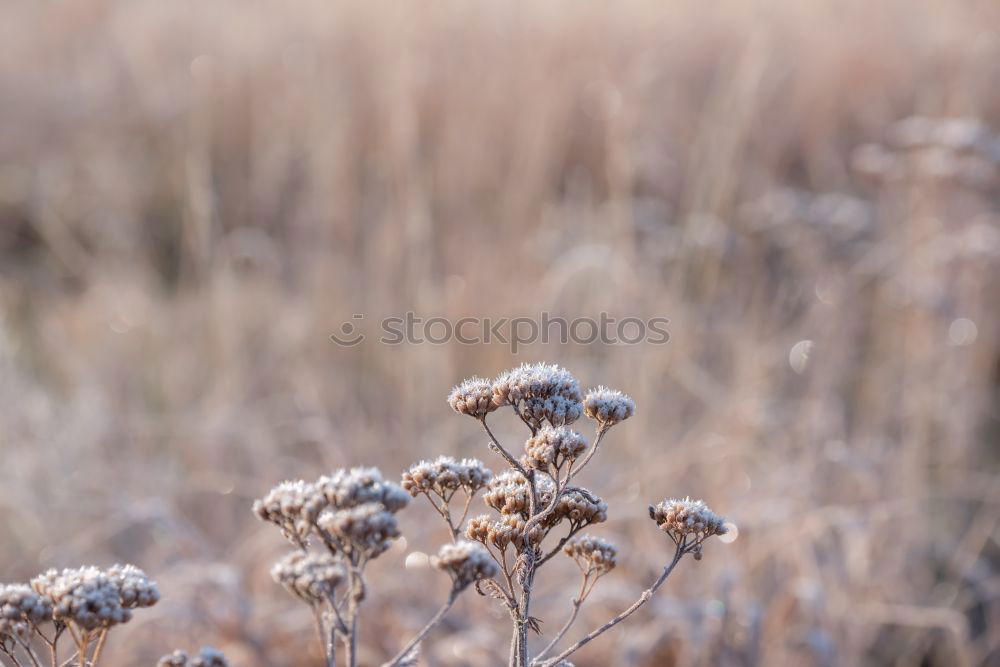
[1,0,1000,665]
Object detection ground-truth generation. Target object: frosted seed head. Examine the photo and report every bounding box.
[492,363,584,428]
[648,497,728,546]
[317,503,402,559]
[30,567,130,632]
[432,541,499,588]
[402,456,494,498]
[523,426,588,471]
[448,377,499,418]
[583,386,635,426]
[252,480,326,542]
[105,564,160,609]
[271,552,344,605]
[0,584,52,639]
[563,535,618,576]
[318,467,409,513]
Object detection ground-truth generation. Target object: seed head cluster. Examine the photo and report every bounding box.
[318,503,402,558]
[29,565,156,631]
[492,363,584,428]
[318,467,410,513]
[252,480,326,542]
[544,488,608,529]
[648,498,728,544]
[448,377,499,418]
[563,535,617,576]
[157,647,230,667]
[465,514,544,550]
[105,564,160,609]
[271,552,345,605]
[401,456,494,498]
[0,584,51,639]
[583,386,635,426]
[522,426,588,472]
[432,541,499,588]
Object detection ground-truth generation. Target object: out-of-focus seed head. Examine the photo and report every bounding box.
[448,377,499,418]
[563,535,617,576]
[648,497,728,545]
[492,363,584,428]
[401,456,494,498]
[106,564,160,609]
[318,503,402,558]
[271,552,344,605]
[318,467,409,513]
[583,386,635,426]
[432,541,499,588]
[158,648,230,667]
[523,426,588,471]
[0,584,52,639]
[252,480,326,542]
[30,567,130,631]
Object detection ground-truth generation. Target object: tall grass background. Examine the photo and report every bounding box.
[1,0,999,664]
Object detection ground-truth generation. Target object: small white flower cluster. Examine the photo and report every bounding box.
[648,498,728,545]
[157,647,229,667]
[582,386,635,426]
[0,584,51,639]
[432,541,499,588]
[271,551,344,605]
[401,456,494,498]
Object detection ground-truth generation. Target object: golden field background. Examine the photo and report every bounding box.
[2,0,1000,665]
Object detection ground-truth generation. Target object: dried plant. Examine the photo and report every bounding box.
[156,647,229,667]
[253,362,727,666]
[0,564,159,667]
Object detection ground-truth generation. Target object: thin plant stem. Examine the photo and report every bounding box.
[381,589,459,667]
[531,574,591,664]
[88,629,108,666]
[537,545,685,667]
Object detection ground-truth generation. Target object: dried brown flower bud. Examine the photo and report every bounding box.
[563,535,617,576]
[252,480,326,542]
[318,467,409,513]
[648,497,727,545]
[432,541,499,588]
[465,515,493,543]
[401,456,494,498]
[318,503,402,558]
[271,551,344,605]
[0,584,51,639]
[492,364,584,428]
[30,567,130,631]
[523,426,588,471]
[448,377,500,418]
[482,471,533,517]
[583,386,635,426]
[106,564,160,609]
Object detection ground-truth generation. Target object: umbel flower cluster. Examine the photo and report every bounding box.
[0,564,160,667]
[253,362,728,667]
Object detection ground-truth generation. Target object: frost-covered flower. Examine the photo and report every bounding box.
[544,487,608,530]
[583,386,635,426]
[0,584,51,639]
[648,498,727,544]
[318,503,402,558]
[401,456,494,498]
[432,541,499,588]
[252,480,327,542]
[271,551,344,605]
[523,426,588,471]
[31,567,130,631]
[563,535,617,576]
[448,377,499,418]
[106,564,160,609]
[157,647,229,667]
[492,363,584,428]
[318,467,409,513]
